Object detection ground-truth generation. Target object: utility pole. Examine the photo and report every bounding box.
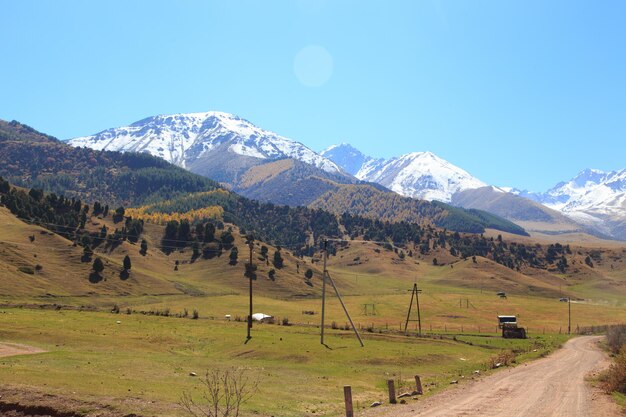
[247,237,254,341]
[321,240,327,345]
[404,282,422,336]
[568,297,571,335]
[320,239,363,347]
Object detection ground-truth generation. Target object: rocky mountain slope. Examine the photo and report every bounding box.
[322,144,485,202]
[69,111,341,173]
[508,169,626,240]
[323,143,621,240]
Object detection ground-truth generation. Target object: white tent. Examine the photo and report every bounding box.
[252,313,273,322]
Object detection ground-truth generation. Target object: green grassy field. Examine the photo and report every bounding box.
[2,208,626,416]
[0,307,569,417]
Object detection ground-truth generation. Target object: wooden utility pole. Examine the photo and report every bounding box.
[320,239,364,347]
[568,297,571,335]
[321,240,328,345]
[404,282,422,336]
[247,238,254,341]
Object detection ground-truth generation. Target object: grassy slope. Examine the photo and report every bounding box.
[1,209,626,416]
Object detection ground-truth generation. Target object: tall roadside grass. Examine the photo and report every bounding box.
[601,325,626,394]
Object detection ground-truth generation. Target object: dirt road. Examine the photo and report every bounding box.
[378,336,621,417]
[0,342,45,358]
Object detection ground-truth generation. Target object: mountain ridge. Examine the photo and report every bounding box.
[69,111,342,174]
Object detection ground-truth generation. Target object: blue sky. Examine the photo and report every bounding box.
[2,0,625,191]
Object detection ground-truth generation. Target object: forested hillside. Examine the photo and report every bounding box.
[309,183,529,236]
[0,120,219,206]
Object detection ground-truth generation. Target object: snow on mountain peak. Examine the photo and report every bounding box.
[323,145,486,202]
[68,111,342,174]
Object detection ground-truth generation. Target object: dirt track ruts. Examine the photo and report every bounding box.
[0,342,45,358]
[377,336,621,417]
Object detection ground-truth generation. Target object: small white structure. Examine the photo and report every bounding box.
[252,313,273,322]
[225,314,231,321]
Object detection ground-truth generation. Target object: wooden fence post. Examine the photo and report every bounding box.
[414,375,423,395]
[344,386,353,417]
[387,379,396,404]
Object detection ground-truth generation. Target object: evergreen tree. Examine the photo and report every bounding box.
[82,245,93,261]
[92,257,104,273]
[140,238,148,255]
[178,219,192,244]
[273,249,284,269]
[305,268,313,280]
[113,206,125,222]
[557,255,568,273]
[123,255,131,271]
[221,231,234,248]
[229,246,239,265]
[192,239,200,260]
[204,222,216,242]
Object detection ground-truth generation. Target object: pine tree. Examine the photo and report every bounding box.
[273,249,284,269]
[123,255,131,271]
[204,222,216,242]
[192,240,200,260]
[92,257,104,273]
[140,239,148,255]
[229,247,239,265]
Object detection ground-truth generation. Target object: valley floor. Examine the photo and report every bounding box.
[0,307,568,417]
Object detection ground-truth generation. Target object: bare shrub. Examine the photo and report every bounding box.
[180,368,259,417]
[607,325,626,353]
[487,350,516,369]
[603,346,626,394]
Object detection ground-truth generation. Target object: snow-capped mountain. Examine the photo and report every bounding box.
[320,143,383,176]
[508,169,626,238]
[68,111,341,174]
[323,145,486,202]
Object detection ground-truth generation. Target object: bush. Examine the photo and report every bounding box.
[607,325,626,353]
[192,309,199,320]
[180,368,259,417]
[603,345,626,394]
[18,266,35,274]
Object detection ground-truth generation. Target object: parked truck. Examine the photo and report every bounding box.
[497,315,527,339]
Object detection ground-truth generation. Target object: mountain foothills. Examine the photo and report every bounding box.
[65,112,626,241]
[0,118,528,252]
[0,119,219,206]
[57,115,522,235]
[509,169,626,240]
[3,117,626,417]
[322,144,626,241]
